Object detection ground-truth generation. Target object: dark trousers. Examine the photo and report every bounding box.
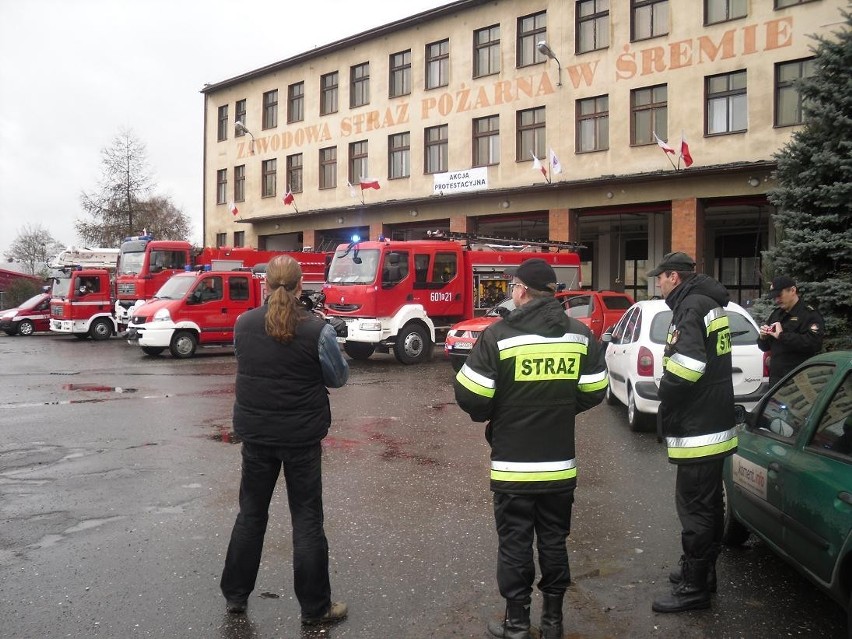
[675,459,724,562]
[493,490,575,603]
[220,441,331,617]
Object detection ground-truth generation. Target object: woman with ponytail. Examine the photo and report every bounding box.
[221,255,349,626]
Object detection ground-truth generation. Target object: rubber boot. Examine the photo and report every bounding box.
[668,555,717,593]
[486,600,531,639]
[652,559,711,613]
[540,593,564,639]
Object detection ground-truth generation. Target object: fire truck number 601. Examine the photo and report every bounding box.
[430,292,453,302]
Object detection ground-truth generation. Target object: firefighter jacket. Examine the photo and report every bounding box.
[658,274,738,465]
[454,296,608,494]
[757,297,823,384]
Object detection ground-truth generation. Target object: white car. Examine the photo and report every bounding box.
[603,299,769,431]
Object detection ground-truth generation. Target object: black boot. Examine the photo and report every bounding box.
[668,555,717,593]
[653,559,711,613]
[540,593,564,639]
[486,600,531,639]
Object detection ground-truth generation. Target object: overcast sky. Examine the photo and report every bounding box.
[0,0,448,258]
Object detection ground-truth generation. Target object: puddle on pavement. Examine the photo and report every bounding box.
[209,426,242,444]
[63,384,138,393]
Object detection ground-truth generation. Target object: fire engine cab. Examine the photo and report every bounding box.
[323,232,582,364]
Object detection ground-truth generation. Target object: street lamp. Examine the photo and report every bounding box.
[235,121,255,154]
[537,40,562,87]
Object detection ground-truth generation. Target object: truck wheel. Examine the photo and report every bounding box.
[721,481,750,546]
[141,346,165,356]
[89,319,113,341]
[170,331,197,359]
[344,342,375,360]
[17,320,35,336]
[393,323,430,365]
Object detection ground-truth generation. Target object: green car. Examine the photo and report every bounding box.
[724,351,852,632]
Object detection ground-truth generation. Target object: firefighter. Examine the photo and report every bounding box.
[757,275,824,386]
[454,258,608,639]
[647,252,738,614]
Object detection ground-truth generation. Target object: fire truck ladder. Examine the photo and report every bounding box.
[425,230,584,252]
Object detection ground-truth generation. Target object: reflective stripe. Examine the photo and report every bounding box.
[497,332,589,351]
[578,369,608,393]
[704,308,729,336]
[455,364,496,398]
[667,428,738,459]
[665,352,705,382]
[491,459,575,472]
[490,458,577,482]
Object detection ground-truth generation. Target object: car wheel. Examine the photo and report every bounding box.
[141,346,165,356]
[393,323,431,365]
[450,355,465,373]
[170,330,197,359]
[344,341,375,360]
[721,480,750,546]
[605,380,619,405]
[89,318,112,341]
[18,320,35,336]
[627,385,649,432]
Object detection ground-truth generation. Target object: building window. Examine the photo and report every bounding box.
[706,70,747,135]
[631,0,668,41]
[631,84,667,146]
[216,169,227,204]
[705,0,746,25]
[516,107,546,162]
[517,11,547,67]
[235,99,246,134]
[426,39,449,90]
[319,147,337,189]
[775,58,815,127]
[424,125,448,174]
[349,140,368,184]
[320,72,339,115]
[775,0,817,7]
[262,90,278,129]
[287,154,303,193]
[216,233,227,248]
[473,115,500,166]
[389,50,411,98]
[576,0,610,53]
[350,63,370,108]
[388,132,410,179]
[288,82,304,123]
[217,105,228,142]
[261,159,276,197]
[474,25,501,78]
[233,231,245,248]
[576,95,609,152]
[234,165,245,202]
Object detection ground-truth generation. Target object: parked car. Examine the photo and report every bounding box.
[724,351,852,632]
[603,299,769,431]
[0,292,51,336]
[444,290,633,372]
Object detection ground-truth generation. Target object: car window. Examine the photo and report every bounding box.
[727,310,758,345]
[611,307,632,343]
[808,372,852,457]
[649,310,672,344]
[602,295,632,310]
[613,307,638,344]
[566,295,592,319]
[754,364,835,439]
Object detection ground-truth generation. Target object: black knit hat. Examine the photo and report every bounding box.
[511,258,557,292]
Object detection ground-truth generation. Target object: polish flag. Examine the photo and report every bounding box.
[549,148,563,175]
[680,131,694,167]
[282,190,295,205]
[653,132,675,155]
[229,202,239,216]
[531,151,547,177]
[360,178,381,190]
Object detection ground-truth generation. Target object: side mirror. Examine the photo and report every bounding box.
[601,327,614,343]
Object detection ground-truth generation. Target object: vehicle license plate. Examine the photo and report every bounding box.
[455,341,474,351]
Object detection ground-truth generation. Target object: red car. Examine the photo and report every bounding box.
[445,290,633,371]
[1,293,52,336]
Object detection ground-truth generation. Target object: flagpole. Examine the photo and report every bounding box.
[292,202,299,213]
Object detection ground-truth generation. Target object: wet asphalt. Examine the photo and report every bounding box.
[0,334,845,639]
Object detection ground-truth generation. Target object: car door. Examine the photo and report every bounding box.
[779,367,852,583]
[185,275,227,344]
[605,305,639,404]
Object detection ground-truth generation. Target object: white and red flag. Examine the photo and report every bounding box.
[653,132,676,155]
[229,202,239,216]
[359,178,381,190]
[531,150,547,178]
[680,131,694,167]
[549,148,563,175]
[282,190,295,205]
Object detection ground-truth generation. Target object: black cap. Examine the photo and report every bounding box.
[510,258,557,292]
[647,252,696,277]
[766,275,796,298]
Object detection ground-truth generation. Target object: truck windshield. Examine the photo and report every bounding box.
[327,248,380,284]
[52,276,72,298]
[119,250,145,275]
[154,276,196,300]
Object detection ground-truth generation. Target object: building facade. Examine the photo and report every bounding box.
[200,0,844,302]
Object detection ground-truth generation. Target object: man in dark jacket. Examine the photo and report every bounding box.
[647,252,738,614]
[757,275,823,386]
[455,258,608,639]
[220,255,349,625]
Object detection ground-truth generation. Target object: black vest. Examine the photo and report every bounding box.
[232,306,330,447]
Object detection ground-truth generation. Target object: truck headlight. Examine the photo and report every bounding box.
[153,308,171,322]
[359,321,382,331]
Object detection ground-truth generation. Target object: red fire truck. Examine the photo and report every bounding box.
[323,232,582,364]
[49,268,121,340]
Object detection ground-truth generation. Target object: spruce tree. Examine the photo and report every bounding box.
[766,10,852,350]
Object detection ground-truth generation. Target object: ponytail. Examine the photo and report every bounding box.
[264,255,304,343]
